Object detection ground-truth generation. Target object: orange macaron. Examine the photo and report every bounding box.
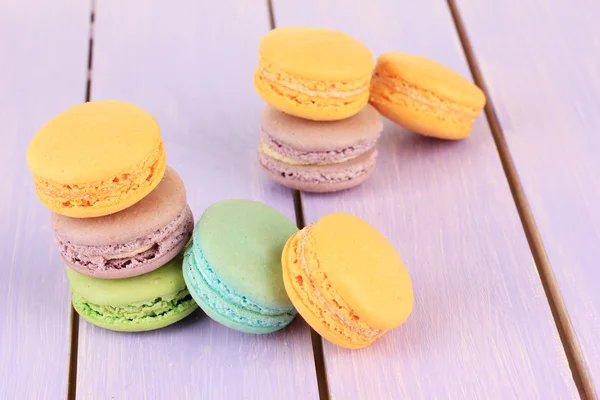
[370,52,486,140]
[281,213,414,349]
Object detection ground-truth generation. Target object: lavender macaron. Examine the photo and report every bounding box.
[258,104,383,192]
[52,166,194,279]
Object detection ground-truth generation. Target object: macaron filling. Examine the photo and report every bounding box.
[72,289,195,323]
[260,133,377,165]
[33,143,166,212]
[57,205,194,272]
[184,243,296,330]
[284,226,382,346]
[370,73,480,123]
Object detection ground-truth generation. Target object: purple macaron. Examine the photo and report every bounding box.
[52,166,194,279]
[258,104,383,192]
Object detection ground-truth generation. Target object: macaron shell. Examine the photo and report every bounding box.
[72,294,197,333]
[66,253,188,306]
[261,104,383,152]
[310,213,413,331]
[258,26,374,82]
[27,100,162,184]
[259,149,377,193]
[195,199,298,309]
[371,98,473,140]
[374,52,485,108]
[52,166,187,246]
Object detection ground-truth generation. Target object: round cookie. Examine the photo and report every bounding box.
[67,253,198,332]
[369,52,486,140]
[258,104,383,192]
[282,213,414,349]
[26,100,167,217]
[52,166,194,279]
[254,26,374,121]
[183,199,298,334]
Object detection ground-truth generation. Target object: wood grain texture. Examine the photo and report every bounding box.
[0,0,90,398]
[75,1,318,398]
[272,1,580,398]
[454,0,600,395]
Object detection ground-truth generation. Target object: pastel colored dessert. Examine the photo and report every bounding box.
[183,199,298,334]
[258,104,382,193]
[369,52,486,140]
[282,213,414,349]
[52,166,194,279]
[254,26,374,121]
[66,253,197,332]
[26,100,166,218]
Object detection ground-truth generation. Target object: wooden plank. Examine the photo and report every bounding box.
[0,0,90,398]
[75,1,318,398]
[271,1,580,398]
[453,0,600,395]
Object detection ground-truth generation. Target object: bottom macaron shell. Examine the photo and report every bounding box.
[183,249,295,334]
[63,236,190,280]
[259,150,377,193]
[72,293,198,332]
[371,98,472,140]
[281,260,366,349]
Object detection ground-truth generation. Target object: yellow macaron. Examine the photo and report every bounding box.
[254,26,374,121]
[282,213,413,349]
[26,100,166,218]
[370,52,486,140]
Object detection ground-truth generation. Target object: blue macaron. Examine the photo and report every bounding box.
[183,199,298,334]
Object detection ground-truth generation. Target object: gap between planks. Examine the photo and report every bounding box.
[266,0,330,397]
[446,1,596,399]
[67,1,96,399]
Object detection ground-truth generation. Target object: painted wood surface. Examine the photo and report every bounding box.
[272,0,580,398]
[454,0,600,395]
[0,0,90,398]
[74,1,318,398]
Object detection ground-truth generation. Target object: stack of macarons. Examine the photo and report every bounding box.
[254,26,384,193]
[26,100,198,332]
[254,27,486,193]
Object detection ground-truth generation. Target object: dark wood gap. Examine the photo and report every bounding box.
[68,1,95,399]
[446,1,595,399]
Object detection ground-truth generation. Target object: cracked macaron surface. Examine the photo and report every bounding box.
[26,100,166,218]
[66,253,197,332]
[282,213,414,349]
[183,199,298,334]
[258,103,383,192]
[52,166,193,279]
[254,26,374,121]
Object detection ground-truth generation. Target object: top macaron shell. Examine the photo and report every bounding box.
[254,26,375,121]
[26,100,166,218]
[260,103,383,157]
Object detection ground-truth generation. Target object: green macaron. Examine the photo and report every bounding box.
[66,252,198,332]
[183,199,298,334]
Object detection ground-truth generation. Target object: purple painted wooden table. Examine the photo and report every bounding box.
[1,0,598,399]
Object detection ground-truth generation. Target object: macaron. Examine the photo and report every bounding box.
[258,103,383,193]
[66,252,198,332]
[282,213,414,349]
[52,166,194,279]
[254,26,374,121]
[183,199,298,334]
[26,100,167,218]
[369,52,486,140]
